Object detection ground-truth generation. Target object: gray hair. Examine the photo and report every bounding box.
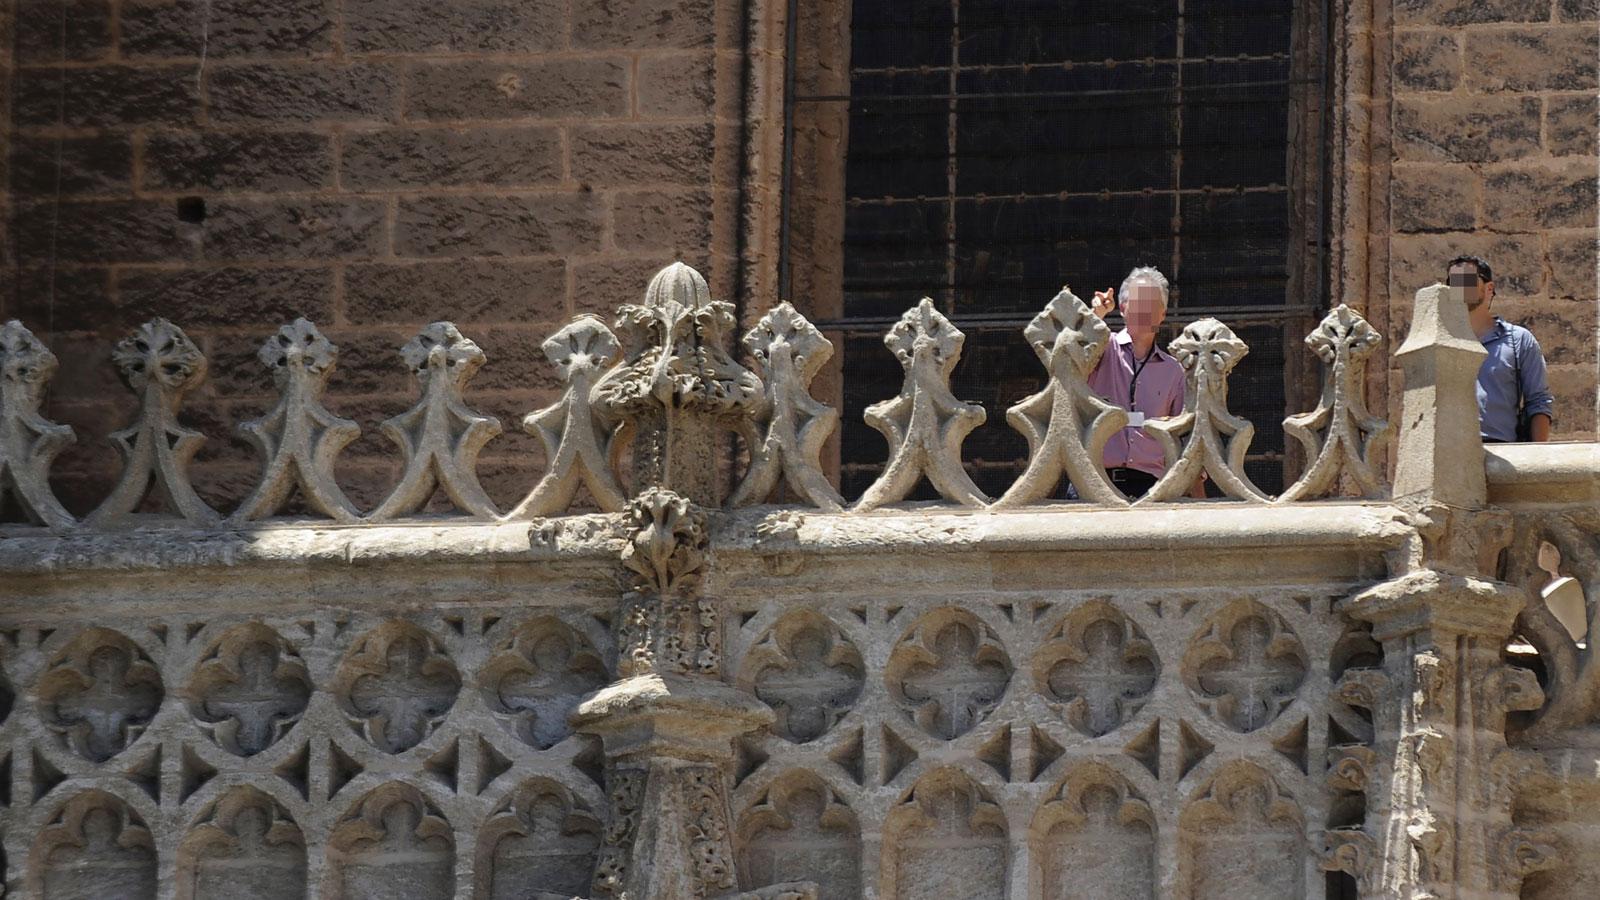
[1118,266,1170,311]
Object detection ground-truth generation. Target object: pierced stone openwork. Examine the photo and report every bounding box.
[190,623,312,757]
[479,617,608,750]
[475,779,602,899]
[1180,764,1305,897]
[738,771,861,899]
[884,768,1009,899]
[327,783,454,900]
[1183,600,1308,732]
[742,610,865,743]
[886,608,1012,740]
[38,628,163,763]
[178,787,306,900]
[1034,602,1159,737]
[333,623,461,754]
[34,791,157,900]
[1032,765,1156,900]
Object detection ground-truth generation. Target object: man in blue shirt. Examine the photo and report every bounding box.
[1447,255,1553,442]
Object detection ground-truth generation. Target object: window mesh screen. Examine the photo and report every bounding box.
[796,0,1318,499]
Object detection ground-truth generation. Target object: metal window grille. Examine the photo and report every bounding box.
[784,0,1327,498]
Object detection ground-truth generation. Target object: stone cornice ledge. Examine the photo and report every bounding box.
[0,502,1411,578]
[1485,441,1600,505]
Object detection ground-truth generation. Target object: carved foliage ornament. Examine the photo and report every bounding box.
[732,303,844,510]
[591,768,646,898]
[1279,304,1390,502]
[92,318,217,524]
[233,319,361,522]
[616,488,721,677]
[856,299,988,510]
[1142,318,1269,503]
[997,288,1130,507]
[597,262,760,417]
[509,315,628,518]
[368,322,502,520]
[0,319,75,527]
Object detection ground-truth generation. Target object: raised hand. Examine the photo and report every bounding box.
[1091,288,1117,319]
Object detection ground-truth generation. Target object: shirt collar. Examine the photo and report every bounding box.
[1113,328,1172,361]
[1480,316,1510,344]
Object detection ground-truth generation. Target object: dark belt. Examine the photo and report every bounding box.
[1108,467,1148,484]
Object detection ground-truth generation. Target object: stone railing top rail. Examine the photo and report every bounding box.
[1485,442,1600,506]
[0,262,1415,533]
[0,502,1414,578]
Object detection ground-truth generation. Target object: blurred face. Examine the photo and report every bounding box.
[1122,283,1167,336]
[1447,262,1492,310]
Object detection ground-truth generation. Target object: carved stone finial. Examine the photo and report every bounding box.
[1393,283,1490,508]
[232,319,361,523]
[1140,317,1269,503]
[596,262,761,505]
[506,315,628,519]
[617,487,713,678]
[89,319,218,525]
[854,299,987,511]
[0,319,75,527]
[1279,304,1391,502]
[730,302,844,510]
[367,323,502,521]
[994,288,1130,507]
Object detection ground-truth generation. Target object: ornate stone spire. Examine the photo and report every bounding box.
[1279,304,1390,502]
[367,322,502,521]
[731,302,844,510]
[0,320,75,527]
[855,299,987,511]
[232,319,361,523]
[595,261,760,506]
[507,314,628,519]
[1142,318,1269,503]
[90,319,218,525]
[995,288,1129,507]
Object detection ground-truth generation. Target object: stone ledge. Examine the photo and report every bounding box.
[1486,441,1600,505]
[0,502,1411,576]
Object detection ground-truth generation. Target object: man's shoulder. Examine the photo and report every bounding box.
[1497,318,1543,351]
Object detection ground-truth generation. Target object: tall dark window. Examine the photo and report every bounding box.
[783,0,1327,498]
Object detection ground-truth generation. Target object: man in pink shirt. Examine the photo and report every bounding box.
[1084,266,1199,498]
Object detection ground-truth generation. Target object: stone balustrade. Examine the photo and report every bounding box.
[0,262,1392,531]
[0,264,1596,900]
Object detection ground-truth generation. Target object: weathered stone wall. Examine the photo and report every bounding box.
[1386,0,1600,439]
[1,0,753,514]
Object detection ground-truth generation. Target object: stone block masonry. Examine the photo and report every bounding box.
[2,0,750,515]
[1388,0,1600,440]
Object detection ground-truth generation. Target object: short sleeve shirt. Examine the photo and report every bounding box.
[1085,329,1186,476]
